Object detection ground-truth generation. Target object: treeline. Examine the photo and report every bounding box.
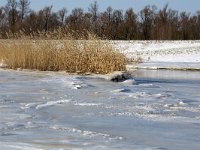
[0,0,200,40]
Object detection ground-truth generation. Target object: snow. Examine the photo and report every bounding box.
[0,59,6,68]
[112,40,200,70]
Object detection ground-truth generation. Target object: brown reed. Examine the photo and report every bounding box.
[0,35,127,74]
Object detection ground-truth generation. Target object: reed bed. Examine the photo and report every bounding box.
[0,38,127,74]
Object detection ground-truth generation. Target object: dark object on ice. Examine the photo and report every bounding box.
[110,71,131,82]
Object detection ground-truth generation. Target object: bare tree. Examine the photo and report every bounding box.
[43,5,53,31]
[124,8,137,39]
[106,6,113,22]
[0,1,200,40]
[58,8,67,26]
[98,6,113,38]
[67,8,84,31]
[6,0,18,34]
[179,12,190,40]
[139,5,154,40]
[0,7,6,26]
[18,0,30,23]
[0,7,7,37]
[88,1,98,22]
[112,9,123,39]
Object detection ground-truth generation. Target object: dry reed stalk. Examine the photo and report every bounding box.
[0,38,127,74]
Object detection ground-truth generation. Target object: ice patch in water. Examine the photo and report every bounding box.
[40,76,90,90]
[72,84,82,89]
[70,81,88,89]
[164,100,187,108]
[111,88,131,93]
[74,102,102,107]
[178,100,187,106]
[121,79,137,85]
[128,92,149,98]
[36,99,71,109]
[110,102,186,122]
[138,83,161,88]
[1,132,17,136]
[110,91,151,99]
[164,104,175,108]
[115,112,134,117]
[68,78,93,90]
[0,99,15,104]
[4,123,26,131]
[169,105,200,113]
[153,93,171,99]
[21,103,38,110]
[50,126,124,141]
[0,142,44,150]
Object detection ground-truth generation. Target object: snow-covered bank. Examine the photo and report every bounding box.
[127,62,200,71]
[112,40,200,70]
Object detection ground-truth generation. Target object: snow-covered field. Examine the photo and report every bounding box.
[112,40,200,70]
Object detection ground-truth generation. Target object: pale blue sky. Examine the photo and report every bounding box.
[0,0,199,14]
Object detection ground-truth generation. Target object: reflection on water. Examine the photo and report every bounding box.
[0,69,200,150]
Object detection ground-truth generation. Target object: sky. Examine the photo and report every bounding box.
[0,0,200,15]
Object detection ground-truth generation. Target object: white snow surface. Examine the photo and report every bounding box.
[0,59,6,67]
[112,40,200,69]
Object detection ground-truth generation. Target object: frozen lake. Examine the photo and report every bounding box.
[0,69,200,150]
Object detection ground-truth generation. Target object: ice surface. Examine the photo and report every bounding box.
[1,69,200,149]
[35,99,71,109]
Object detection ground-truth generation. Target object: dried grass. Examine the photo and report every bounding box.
[0,35,127,74]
